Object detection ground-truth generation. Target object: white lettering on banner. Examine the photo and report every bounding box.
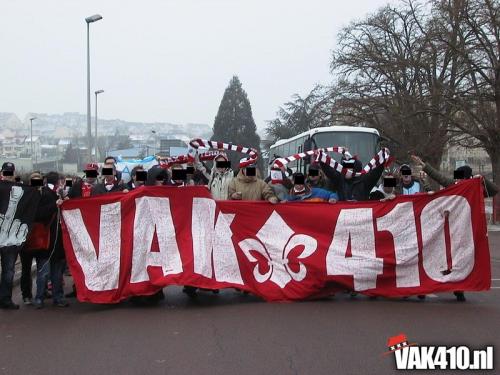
[377,202,420,288]
[239,211,317,288]
[191,198,243,284]
[326,208,383,291]
[420,195,475,282]
[62,203,121,291]
[131,197,183,283]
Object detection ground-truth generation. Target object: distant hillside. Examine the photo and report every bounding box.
[0,112,212,139]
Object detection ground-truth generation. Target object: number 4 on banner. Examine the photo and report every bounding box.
[326,208,383,291]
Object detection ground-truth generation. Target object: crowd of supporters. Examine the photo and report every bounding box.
[0,149,498,309]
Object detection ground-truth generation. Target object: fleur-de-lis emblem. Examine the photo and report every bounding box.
[238,211,317,288]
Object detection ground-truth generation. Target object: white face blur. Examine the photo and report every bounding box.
[293,184,306,194]
[402,174,412,184]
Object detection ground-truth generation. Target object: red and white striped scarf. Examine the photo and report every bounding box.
[189,139,259,168]
[271,146,390,179]
[272,147,352,169]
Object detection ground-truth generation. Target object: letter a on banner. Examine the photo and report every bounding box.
[191,198,243,284]
[131,197,183,283]
[62,203,121,291]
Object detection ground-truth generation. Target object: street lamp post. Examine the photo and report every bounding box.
[94,89,104,161]
[29,117,37,169]
[151,130,157,155]
[85,14,103,163]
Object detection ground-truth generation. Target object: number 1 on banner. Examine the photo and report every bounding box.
[376,202,420,288]
[326,208,383,291]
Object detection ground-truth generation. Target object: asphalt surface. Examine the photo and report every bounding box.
[1,232,499,375]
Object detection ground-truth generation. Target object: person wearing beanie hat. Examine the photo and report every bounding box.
[0,162,16,182]
[67,163,99,198]
[371,173,397,200]
[228,161,278,203]
[265,156,293,201]
[455,165,473,179]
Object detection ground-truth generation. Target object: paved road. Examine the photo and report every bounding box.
[1,233,499,375]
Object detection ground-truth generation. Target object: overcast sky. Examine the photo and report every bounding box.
[0,0,392,130]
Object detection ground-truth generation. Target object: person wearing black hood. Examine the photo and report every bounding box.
[411,155,499,302]
[319,156,386,201]
[410,155,499,198]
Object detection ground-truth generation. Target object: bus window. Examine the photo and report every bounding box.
[311,131,379,165]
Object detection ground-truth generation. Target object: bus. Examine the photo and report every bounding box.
[268,126,381,174]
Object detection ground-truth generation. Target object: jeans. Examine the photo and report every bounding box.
[20,251,50,301]
[50,258,65,303]
[0,246,19,303]
[35,257,50,301]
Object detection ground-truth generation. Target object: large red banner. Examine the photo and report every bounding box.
[60,178,490,303]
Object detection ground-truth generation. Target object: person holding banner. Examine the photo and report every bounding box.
[370,173,397,201]
[146,166,171,186]
[126,166,146,190]
[266,156,293,201]
[92,163,125,195]
[410,155,499,198]
[284,173,338,203]
[104,156,123,184]
[229,159,278,203]
[64,163,101,299]
[306,163,331,191]
[68,163,99,198]
[411,154,499,302]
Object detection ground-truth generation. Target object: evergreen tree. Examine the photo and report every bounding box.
[212,76,263,172]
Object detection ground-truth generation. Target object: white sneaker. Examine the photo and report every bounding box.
[23,297,32,305]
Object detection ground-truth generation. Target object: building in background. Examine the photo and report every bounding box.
[440,144,492,179]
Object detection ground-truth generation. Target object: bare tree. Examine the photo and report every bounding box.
[329,1,463,166]
[435,0,500,184]
[266,85,334,141]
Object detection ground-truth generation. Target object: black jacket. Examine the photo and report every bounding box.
[320,163,384,201]
[92,182,125,195]
[29,187,64,258]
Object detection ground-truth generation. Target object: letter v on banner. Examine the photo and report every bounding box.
[191,198,243,284]
[62,203,121,291]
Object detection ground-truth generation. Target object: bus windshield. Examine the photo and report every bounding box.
[312,131,379,165]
